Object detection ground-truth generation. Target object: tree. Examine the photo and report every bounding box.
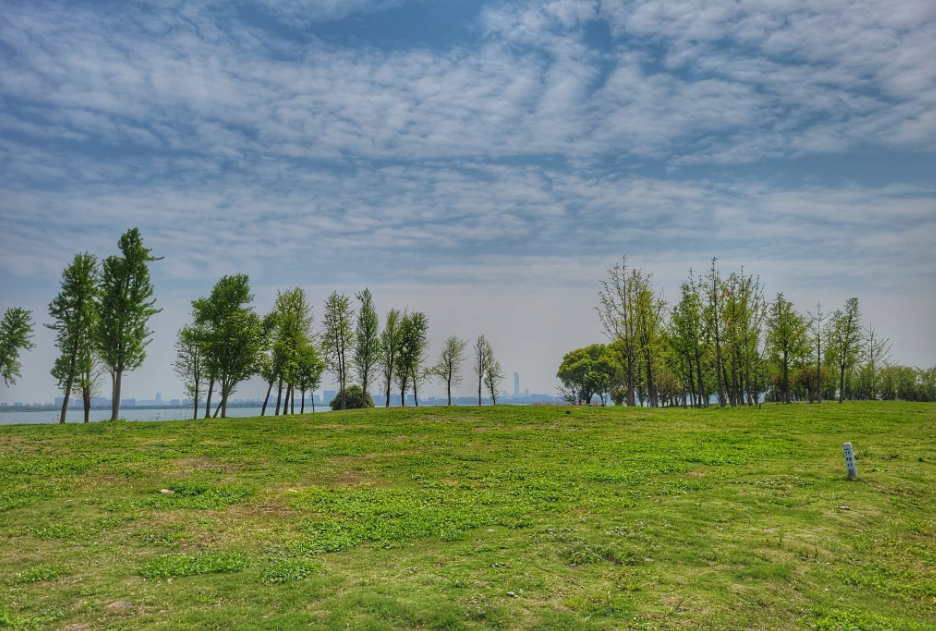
[173,324,206,421]
[352,289,381,404]
[46,253,100,424]
[321,292,354,410]
[827,297,863,403]
[378,309,403,408]
[669,275,708,408]
[702,258,728,408]
[598,258,637,406]
[473,335,492,406]
[807,303,828,403]
[556,344,617,405]
[329,385,375,410]
[765,293,809,404]
[434,336,468,406]
[270,288,315,415]
[97,228,161,421]
[484,351,506,405]
[194,274,263,418]
[0,307,35,388]
[397,311,429,406]
[295,342,324,414]
[857,324,891,400]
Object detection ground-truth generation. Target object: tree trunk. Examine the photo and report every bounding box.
[413,369,420,407]
[83,383,91,423]
[205,379,214,419]
[59,375,74,425]
[447,379,452,407]
[261,381,273,417]
[275,379,283,416]
[290,385,296,414]
[111,369,123,421]
[300,389,305,414]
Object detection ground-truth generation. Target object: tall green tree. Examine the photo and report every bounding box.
[295,341,324,414]
[434,336,468,406]
[828,297,863,403]
[270,288,315,415]
[193,274,263,418]
[321,292,354,410]
[397,311,429,406]
[765,293,809,404]
[97,228,161,421]
[702,258,728,408]
[598,258,637,406]
[669,275,708,408]
[0,307,35,387]
[47,253,100,424]
[807,303,828,403]
[353,289,381,403]
[173,323,206,421]
[857,324,890,400]
[378,309,403,408]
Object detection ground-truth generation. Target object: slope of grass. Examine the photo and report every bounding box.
[1,402,934,630]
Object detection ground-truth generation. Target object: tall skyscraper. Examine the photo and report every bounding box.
[514,372,520,397]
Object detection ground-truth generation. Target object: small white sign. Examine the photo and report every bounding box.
[843,442,858,480]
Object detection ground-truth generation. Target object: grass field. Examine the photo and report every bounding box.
[1,402,935,630]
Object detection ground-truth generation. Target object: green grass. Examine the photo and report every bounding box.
[0,402,934,630]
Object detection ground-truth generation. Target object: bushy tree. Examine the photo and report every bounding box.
[173,323,206,421]
[329,385,375,410]
[193,274,263,418]
[556,344,617,406]
[397,311,429,406]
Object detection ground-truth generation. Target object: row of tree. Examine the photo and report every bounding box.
[0,229,162,423]
[172,274,508,418]
[558,257,935,407]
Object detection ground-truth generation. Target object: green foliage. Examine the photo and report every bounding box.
[378,308,403,407]
[139,552,251,578]
[396,311,429,405]
[433,336,468,405]
[0,307,35,387]
[329,385,375,410]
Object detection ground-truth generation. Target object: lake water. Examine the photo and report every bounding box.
[0,405,329,426]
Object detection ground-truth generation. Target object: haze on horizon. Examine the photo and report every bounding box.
[1,0,935,405]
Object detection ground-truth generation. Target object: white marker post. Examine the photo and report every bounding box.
[842,442,858,480]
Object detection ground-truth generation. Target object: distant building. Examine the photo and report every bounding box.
[155,392,162,403]
[514,372,520,397]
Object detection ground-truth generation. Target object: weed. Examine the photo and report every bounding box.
[11,565,69,584]
[138,552,251,578]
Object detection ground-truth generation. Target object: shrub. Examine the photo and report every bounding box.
[329,385,375,410]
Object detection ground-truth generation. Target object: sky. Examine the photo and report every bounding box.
[1,0,935,405]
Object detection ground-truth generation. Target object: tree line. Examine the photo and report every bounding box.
[557,257,936,407]
[1,229,508,422]
[173,276,508,418]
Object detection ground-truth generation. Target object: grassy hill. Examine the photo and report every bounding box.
[1,402,934,630]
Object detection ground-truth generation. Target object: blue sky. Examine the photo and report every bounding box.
[1,0,935,404]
